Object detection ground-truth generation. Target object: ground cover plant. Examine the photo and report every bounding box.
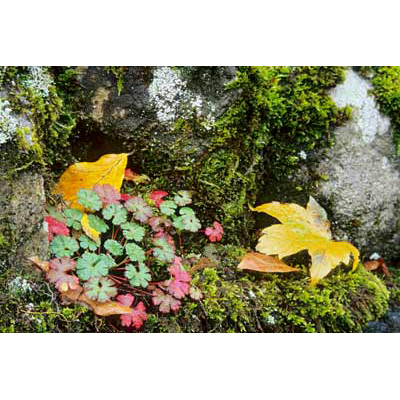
[30,153,224,330]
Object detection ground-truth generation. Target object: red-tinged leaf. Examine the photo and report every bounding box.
[148,216,172,233]
[237,252,300,273]
[120,193,134,201]
[189,286,203,300]
[44,216,70,241]
[28,256,50,273]
[116,293,135,307]
[120,301,147,329]
[93,184,121,206]
[46,257,80,292]
[124,169,149,184]
[168,279,190,299]
[150,190,169,207]
[168,264,191,282]
[204,221,224,242]
[154,232,175,249]
[172,256,183,268]
[152,288,181,313]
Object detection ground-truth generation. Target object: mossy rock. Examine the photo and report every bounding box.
[145,264,389,333]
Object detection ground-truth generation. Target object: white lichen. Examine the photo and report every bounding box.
[22,66,53,97]
[148,67,216,127]
[8,276,33,294]
[0,98,31,145]
[329,69,390,144]
[299,150,307,160]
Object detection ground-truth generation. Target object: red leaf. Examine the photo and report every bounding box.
[120,193,134,201]
[44,216,70,241]
[150,190,169,207]
[120,301,147,329]
[168,279,190,299]
[204,221,224,242]
[93,184,121,206]
[46,257,79,292]
[116,293,135,307]
[168,264,191,282]
[152,289,181,313]
[167,264,191,299]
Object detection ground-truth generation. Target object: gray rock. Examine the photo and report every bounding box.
[75,66,236,137]
[298,69,400,260]
[0,85,48,273]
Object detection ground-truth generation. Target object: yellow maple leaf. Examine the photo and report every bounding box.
[53,153,129,211]
[81,213,100,243]
[250,196,359,285]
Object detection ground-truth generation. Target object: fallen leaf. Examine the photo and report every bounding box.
[28,256,50,273]
[251,196,359,285]
[53,153,129,211]
[81,213,100,243]
[189,257,217,274]
[60,285,133,316]
[124,168,149,184]
[237,252,300,273]
[364,258,391,276]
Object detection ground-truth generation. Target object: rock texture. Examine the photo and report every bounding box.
[297,69,400,260]
[0,82,48,273]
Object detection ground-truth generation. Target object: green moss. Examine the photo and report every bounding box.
[104,66,127,96]
[154,264,388,333]
[357,66,400,155]
[132,67,350,248]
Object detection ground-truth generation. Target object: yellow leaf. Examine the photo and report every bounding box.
[251,196,359,285]
[81,213,100,243]
[53,153,129,210]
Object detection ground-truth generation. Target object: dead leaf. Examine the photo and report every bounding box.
[364,258,391,276]
[28,256,50,273]
[53,153,129,211]
[124,168,150,184]
[251,196,359,285]
[189,257,218,274]
[237,252,300,273]
[60,286,133,316]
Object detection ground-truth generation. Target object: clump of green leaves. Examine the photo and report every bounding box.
[44,186,210,330]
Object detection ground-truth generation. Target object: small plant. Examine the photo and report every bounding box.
[43,183,217,330]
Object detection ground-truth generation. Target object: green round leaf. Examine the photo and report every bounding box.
[79,234,98,251]
[121,222,145,242]
[50,235,79,258]
[160,200,177,216]
[104,239,123,256]
[102,204,128,225]
[64,208,83,230]
[84,277,117,302]
[125,243,146,262]
[76,253,114,281]
[153,238,175,263]
[77,189,102,211]
[124,263,151,288]
[174,190,192,206]
[88,214,108,233]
